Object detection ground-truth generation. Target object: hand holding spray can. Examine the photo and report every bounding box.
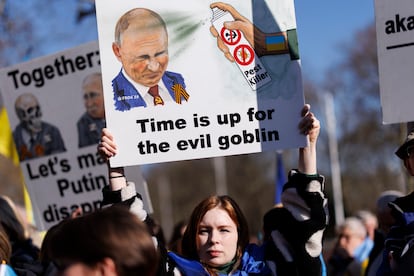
[211,6,272,91]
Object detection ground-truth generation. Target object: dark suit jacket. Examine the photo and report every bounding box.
[112,70,188,111]
[13,122,66,161]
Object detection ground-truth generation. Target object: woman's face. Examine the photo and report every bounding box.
[196,207,238,267]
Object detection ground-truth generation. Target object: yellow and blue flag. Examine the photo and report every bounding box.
[0,107,34,224]
[0,107,19,165]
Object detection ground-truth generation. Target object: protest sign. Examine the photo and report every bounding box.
[0,42,151,230]
[95,0,307,167]
[374,0,414,124]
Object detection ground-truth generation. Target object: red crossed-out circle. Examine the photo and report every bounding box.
[220,27,241,46]
[233,44,254,65]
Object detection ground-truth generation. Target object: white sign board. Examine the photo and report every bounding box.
[375,0,414,124]
[95,0,307,167]
[0,42,151,230]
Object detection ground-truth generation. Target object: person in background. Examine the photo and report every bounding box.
[327,216,368,276]
[395,121,414,176]
[0,224,11,265]
[353,210,376,270]
[355,210,377,242]
[0,196,42,275]
[45,205,159,276]
[167,220,187,255]
[375,122,414,275]
[376,191,414,276]
[364,190,403,276]
[0,225,18,276]
[77,72,106,148]
[98,104,328,275]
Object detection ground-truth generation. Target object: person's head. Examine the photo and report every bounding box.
[0,224,11,264]
[396,122,414,175]
[0,195,28,243]
[168,220,187,254]
[82,73,105,119]
[47,206,158,276]
[376,190,404,235]
[14,93,42,134]
[181,195,249,273]
[336,217,367,257]
[355,210,377,241]
[146,216,166,248]
[112,8,169,87]
[382,191,414,275]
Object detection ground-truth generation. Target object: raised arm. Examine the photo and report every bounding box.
[98,128,147,221]
[298,104,320,175]
[263,104,327,276]
[98,128,127,191]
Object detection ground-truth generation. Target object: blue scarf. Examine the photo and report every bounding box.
[167,244,271,275]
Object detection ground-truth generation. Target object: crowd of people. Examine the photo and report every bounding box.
[1,104,414,276]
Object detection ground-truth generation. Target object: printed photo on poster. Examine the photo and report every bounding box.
[0,42,107,230]
[77,72,106,148]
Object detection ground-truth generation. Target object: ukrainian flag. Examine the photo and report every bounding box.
[266,34,287,52]
[0,107,19,165]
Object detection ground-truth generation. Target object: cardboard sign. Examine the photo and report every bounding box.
[95,0,307,167]
[375,0,414,124]
[0,42,151,230]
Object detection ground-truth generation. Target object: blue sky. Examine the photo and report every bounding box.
[294,1,376,82]
[5,1,376,84]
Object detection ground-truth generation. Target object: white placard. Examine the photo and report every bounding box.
[95,0,307,167]
[375,0,414,124]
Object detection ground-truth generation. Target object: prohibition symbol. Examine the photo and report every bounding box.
[233,44,254,65]
[220,27,241,45]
